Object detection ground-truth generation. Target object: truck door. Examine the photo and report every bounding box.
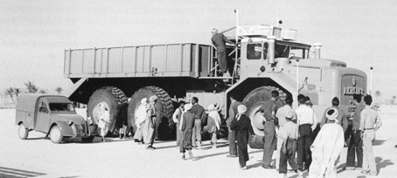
[35,98,52,132]
[240,42,268,78]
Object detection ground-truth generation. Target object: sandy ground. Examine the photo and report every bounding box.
[0,107,396,178]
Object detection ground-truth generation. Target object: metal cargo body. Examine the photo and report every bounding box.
[64,43,213,78]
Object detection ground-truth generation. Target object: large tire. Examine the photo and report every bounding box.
[243,86,286,136]
[127,86,174,140]
[87,86,128,136]
[49,125,63,143]
[18,123,29,140]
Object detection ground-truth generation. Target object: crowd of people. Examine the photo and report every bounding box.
[124,91,382,178]
[226,91,382,178]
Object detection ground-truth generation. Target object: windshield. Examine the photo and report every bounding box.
[275,42,309,59]
[49,103,75,113]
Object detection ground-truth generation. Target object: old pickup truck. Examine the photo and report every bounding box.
[15,94,95,143]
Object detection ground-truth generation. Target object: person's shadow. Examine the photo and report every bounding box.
[376,156,394,174]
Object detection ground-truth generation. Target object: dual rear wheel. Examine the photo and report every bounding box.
[87,86,174,140]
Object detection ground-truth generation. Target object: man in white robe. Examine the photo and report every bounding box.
[133,98,148,143]
[309,108,344,178]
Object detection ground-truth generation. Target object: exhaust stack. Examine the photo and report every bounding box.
[312,43,322,59]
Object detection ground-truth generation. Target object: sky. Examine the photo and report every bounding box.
[1,0,397,98]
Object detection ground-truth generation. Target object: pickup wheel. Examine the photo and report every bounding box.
[127,86,174,140]
[18,124,29,140]
[87,86,128,137]
[243,86,286,136]
[49,125,63,143]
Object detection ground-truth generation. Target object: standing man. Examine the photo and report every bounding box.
[190,97,205,148]
[275,96,295,170]
[309,108,345,178]
[134,98,148,143]
[144,95,158,150]
[360,95,382,176]
[295,94,317,175]
[261,91,279,169]
[321,97,346,127]
[211,28,230,77]
[172,101,185,146]
[346,94,364,170]
[230,104,253,170]
[226,97,240,157]
[206,104,221,148]
[272,90,285,116]
[179,103,195,160]
[278,110,298,178]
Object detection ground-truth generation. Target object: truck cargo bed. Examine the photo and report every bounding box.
[64,43,214,79]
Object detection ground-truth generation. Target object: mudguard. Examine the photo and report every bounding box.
[52,121,75,137]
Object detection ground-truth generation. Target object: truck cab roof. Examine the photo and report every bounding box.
[16,94,72,113]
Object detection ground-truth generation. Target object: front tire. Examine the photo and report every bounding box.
[49,125,63,143]
[18,124,29,140]
[243,86,286,136]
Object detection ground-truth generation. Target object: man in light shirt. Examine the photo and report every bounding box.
[278,109,298,178]
[360,95,381,176]
[295,94,318,174]
[275,96,295,169]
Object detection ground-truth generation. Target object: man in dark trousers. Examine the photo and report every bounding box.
[261,91,278,169]
[211,28,230,77]
[190,97,205,148]
[226,97,240,157]
[180,103,195,160]
[230,104,253,170]
[346,94,364,170]
[295,94,317,175]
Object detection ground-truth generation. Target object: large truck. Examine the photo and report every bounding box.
[64,24,366,138]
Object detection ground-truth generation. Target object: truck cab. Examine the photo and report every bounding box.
[15,94,95,143]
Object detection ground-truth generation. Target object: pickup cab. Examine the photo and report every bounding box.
[15,94,95,143]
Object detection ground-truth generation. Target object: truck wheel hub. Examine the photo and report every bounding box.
[248,105,266,135]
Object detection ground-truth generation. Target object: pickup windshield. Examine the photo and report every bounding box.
[49,103,75,113]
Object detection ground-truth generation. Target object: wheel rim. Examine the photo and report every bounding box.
[18,125,26,138]
[92,102,110,136]
[51,127,62,142]
[248,105,266,136]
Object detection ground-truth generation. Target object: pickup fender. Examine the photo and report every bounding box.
[50,121,75,137]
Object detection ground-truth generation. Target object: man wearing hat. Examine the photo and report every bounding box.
[230,104,252,170]
[309,108,344,178]
[278,109,298,178]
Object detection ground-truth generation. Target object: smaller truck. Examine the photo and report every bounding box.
[15,94,95,143]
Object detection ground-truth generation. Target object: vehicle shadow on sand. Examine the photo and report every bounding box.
[373,139,386,146]
[25,137,47,140]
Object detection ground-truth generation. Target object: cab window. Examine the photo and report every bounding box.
[247,43,268,60]
[247,43,262,59]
